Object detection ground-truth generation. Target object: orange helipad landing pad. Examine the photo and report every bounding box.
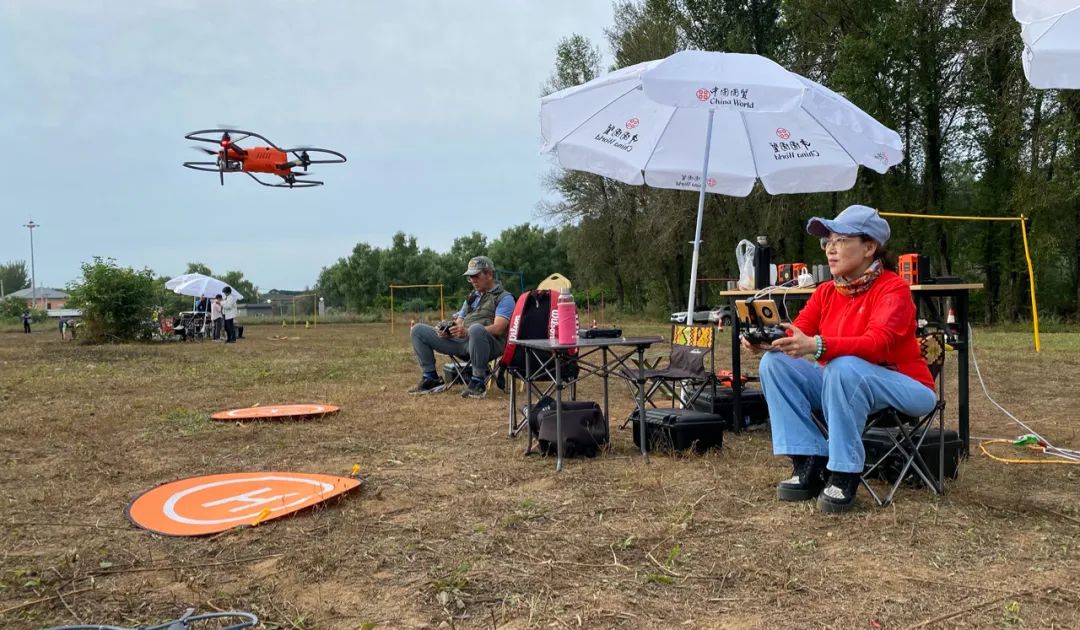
[211,403,339,421]
[127,472,360,536]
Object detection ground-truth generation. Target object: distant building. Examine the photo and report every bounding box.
[7,287,69,310]
[238,303,272,318]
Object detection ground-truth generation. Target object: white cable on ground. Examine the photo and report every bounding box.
[968,323,1080,462]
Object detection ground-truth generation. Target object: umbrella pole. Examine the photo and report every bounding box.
[685,108,716,324]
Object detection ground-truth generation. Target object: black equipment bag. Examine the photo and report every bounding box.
[628,408,725,453]
[862,427,962,485]
[688,386,769,430]
[532,399,608,458]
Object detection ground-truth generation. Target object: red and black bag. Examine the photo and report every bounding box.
[499,290,577,380]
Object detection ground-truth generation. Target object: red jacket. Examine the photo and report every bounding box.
[792,270,934,390]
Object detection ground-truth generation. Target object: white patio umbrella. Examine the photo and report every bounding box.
[541,50,903,320]
[1013,0,1080,89]
[165,273,244,301]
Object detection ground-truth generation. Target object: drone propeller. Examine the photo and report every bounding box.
[190,145,217,155]
[218,132,229,185]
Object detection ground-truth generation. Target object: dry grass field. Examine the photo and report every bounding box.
[1,322,1077,629]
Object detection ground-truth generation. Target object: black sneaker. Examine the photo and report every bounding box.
[461,382,487,399]
[776,455,827,501]
[818,471,861,513]
[408,376,445,394]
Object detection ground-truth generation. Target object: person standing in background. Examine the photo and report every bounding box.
[211,294,224,340]
[222,287,238,343]
[21,309,31,334]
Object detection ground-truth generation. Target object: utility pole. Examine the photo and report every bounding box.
[23,220,39,310]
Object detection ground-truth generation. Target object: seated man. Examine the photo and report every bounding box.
[409,255,514,398]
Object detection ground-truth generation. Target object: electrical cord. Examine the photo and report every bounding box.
[45,609,258,630]
[751,278,802,321]
[969,323,1080,465]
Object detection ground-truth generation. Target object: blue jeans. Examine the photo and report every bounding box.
[759,353,937,473]
[411,323,503,381]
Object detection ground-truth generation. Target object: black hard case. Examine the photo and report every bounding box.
[862,427,963,485]
[687,386,769,430]
[628,408,725,453]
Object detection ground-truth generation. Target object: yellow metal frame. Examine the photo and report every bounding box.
[267,293,320,329]
[880,211,1040,352]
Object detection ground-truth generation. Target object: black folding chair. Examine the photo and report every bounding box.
[617,324,717,428]
[441,354,501,392]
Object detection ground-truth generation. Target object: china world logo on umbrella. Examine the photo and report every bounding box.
[776,128,791,140]
[625,117,640,129]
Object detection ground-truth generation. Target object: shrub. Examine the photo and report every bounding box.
[66,257,159,342]
[0,296,26,319]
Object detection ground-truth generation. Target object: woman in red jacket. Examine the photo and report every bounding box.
[744,205,936,513]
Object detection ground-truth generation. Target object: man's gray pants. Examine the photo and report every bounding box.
[411,323,503,380]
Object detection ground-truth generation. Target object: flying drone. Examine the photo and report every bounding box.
[183,128,346,188]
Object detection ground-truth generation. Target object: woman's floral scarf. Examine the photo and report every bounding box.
[833,259,883,298]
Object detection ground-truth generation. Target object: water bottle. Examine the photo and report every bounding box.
[557,287,578,345]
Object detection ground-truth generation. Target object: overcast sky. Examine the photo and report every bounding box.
[0,0,613,292]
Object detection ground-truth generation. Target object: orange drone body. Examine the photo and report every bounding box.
[222,144,291,176]
[184,128,346,188]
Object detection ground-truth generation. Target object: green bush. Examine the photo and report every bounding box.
[0,297,46,322]
[0,296,26,319]
[66,257,159,342]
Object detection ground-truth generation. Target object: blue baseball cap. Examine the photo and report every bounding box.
[806,204,890,245]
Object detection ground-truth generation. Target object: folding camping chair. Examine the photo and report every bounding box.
[812,327,950,507]
[441,354,502,392]
[617,323,718,428]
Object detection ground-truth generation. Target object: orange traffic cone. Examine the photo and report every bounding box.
[946,308,958,336]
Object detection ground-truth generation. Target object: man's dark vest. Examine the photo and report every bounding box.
[462,284,508,339]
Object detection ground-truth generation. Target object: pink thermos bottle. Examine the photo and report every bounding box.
[557,287,578,345]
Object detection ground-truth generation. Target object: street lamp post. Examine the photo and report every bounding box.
[22,220,39,310]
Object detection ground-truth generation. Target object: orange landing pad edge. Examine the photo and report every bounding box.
[126,471,360,536]
[210,403,340,421]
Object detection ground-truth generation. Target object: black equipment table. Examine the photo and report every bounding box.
[512,335,664,471]
[719,283,982,455]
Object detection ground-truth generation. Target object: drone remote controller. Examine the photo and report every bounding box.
[743,325,786,346]
[736,298,787,347]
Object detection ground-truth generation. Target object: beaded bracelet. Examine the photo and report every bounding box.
[813,335,826,360]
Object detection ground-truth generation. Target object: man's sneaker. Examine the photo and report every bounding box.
[818,471,861,513]
[408,376,445,395]
[776,455,828,501]
[461,382,487,399]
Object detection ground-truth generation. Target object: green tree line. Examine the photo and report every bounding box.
[315,226,570,312]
